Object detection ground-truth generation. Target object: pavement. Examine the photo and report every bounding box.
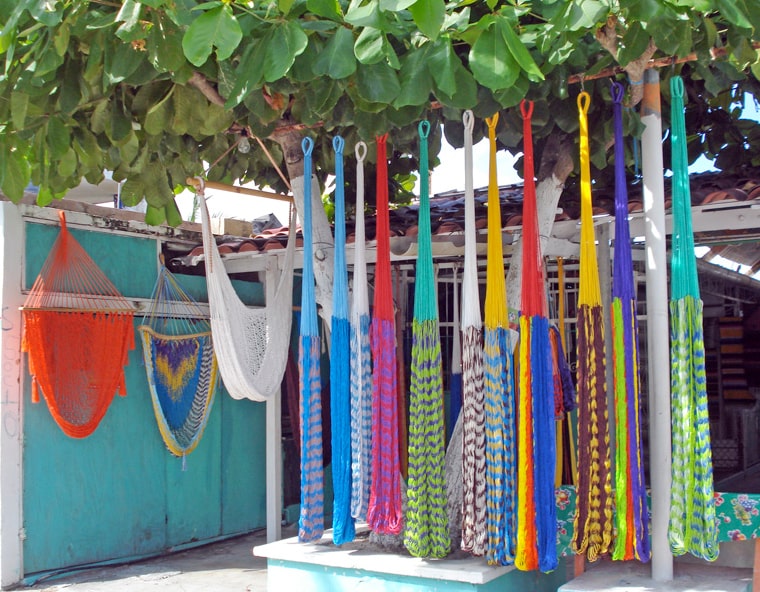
[19,530,271,592]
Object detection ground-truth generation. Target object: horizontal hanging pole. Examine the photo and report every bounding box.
[185,178,293,204]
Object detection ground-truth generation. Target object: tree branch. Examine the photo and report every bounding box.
[187,71,226,107]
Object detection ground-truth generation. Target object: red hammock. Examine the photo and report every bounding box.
[22,211,135,438]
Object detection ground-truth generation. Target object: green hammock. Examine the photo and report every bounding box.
[668,75,718,562]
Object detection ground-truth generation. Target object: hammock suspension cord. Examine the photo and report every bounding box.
[404,120,450,559]
[298,137,325,543]
[668,75,718,562]
[350,141,373,522]
[483,113,516,566]
[367,133,403,535]
[610,81,650,563]
[572,91,614,563]
[460,110,487,557]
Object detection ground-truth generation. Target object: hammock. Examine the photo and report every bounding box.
[516,100,557,573]
[298,137,325,543]
[198,179,295,402]
[572,91,614,563]
[460,110,487,557]
[483,113,516,566]
[138,264,218,459]
[22,210,135,438]
[350,141,373,522]
[330,135,355,545]
[404,121,450,559]
[668,75,718,562]
[367,133,403,536]
[609,81,650,563]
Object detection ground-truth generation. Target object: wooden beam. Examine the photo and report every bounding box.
[185,178,293,204]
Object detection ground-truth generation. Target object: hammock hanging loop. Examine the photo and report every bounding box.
[355,141,367,162]
[463,109,474,132]
[611,81,625,104]
[332,135,345,154]
[577,91,591,114]
[520,99,534,118]
[302,136,314,156]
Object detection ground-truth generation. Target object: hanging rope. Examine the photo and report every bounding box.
[22,210,135,438]
[571,91,614,563]
[298,137,325,543]
[668,75,718,562]
[460,110,487,557]
[329,135,355,545]
[350,141,373,523]
[404,121,450,558]
[609,81,650,563]
[515,100,557,573]
[367,133,403,536]
[138,264,218,459]
[482,113,516,566]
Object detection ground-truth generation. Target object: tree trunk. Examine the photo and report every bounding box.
[272,127,335,324]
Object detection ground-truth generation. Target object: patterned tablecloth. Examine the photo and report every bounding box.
[554,486,760,556]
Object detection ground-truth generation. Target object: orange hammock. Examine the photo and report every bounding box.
[22,211,135,438]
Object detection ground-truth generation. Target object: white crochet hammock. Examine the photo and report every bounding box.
[198,179,296,402]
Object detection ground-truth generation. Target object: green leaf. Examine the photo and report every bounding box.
[345,0,387,29]
[469,23,518,90]
[1,149,29,203]
[314,26,357,78]
[435,65,477,109]
[110,104,133,143]
[149,14,186,72]
[497,17,544,82]
[224,42,266,107]
[58,148,77,178]
[28,0,63,26]
[355,62,400,104]
[565,0,606,31]
[120,177,146,207]
[116,0,142,41]
[492,75,529,108]
[752,56,760,81]
[279,0,297,14]
[380,0,416,9]
[409,0,444,40]
[182,5,242,67]
[10,92,28,130]
[716,0,753,29]
[617,21,650,68]
[145,204,167,226]
[105,42,144,84]
[354,27,385,64]
[198,103,234,136]
[307,0,343,20]
[47,117,71,159]
[428,38,460,96]
[144,86,175,135]
[53,22,70,56]
[263,21,308,82]
[395,45,433,107]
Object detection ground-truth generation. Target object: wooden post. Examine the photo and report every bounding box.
[265,256,283,543]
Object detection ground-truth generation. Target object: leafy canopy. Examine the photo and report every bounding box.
[1,0,759,224]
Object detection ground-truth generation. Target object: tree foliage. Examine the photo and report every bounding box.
[1,0,759,224]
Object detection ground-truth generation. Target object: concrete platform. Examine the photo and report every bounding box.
[558,559,752,592]
[21,530,271,592]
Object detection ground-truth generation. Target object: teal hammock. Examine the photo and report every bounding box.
[668,75,718,562]
[138,264,218,461]
[404,121,449,558]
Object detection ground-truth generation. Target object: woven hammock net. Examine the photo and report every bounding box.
[138,264,218,458]
[22,210,135,438]
[198,181,295,402]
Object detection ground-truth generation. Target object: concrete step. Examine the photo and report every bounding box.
[558,560,752,592]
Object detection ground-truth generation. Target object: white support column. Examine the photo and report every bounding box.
[0,203,25,586]
[641,68,674,583]
[265,257,283,543]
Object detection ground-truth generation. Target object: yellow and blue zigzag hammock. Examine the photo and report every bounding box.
[460,110,487,557]
[610,81,650,563]
[404,121,450,558]
[330,135,355,545]
[138,263,219,461]
[349,141,373,523]
[299,137,325,543]
[571,91,614,562]
[516,99,557,573]
[668,75,718,561]
[483,113,517,566]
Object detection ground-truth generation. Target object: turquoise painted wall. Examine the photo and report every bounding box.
[22,221,267,574]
